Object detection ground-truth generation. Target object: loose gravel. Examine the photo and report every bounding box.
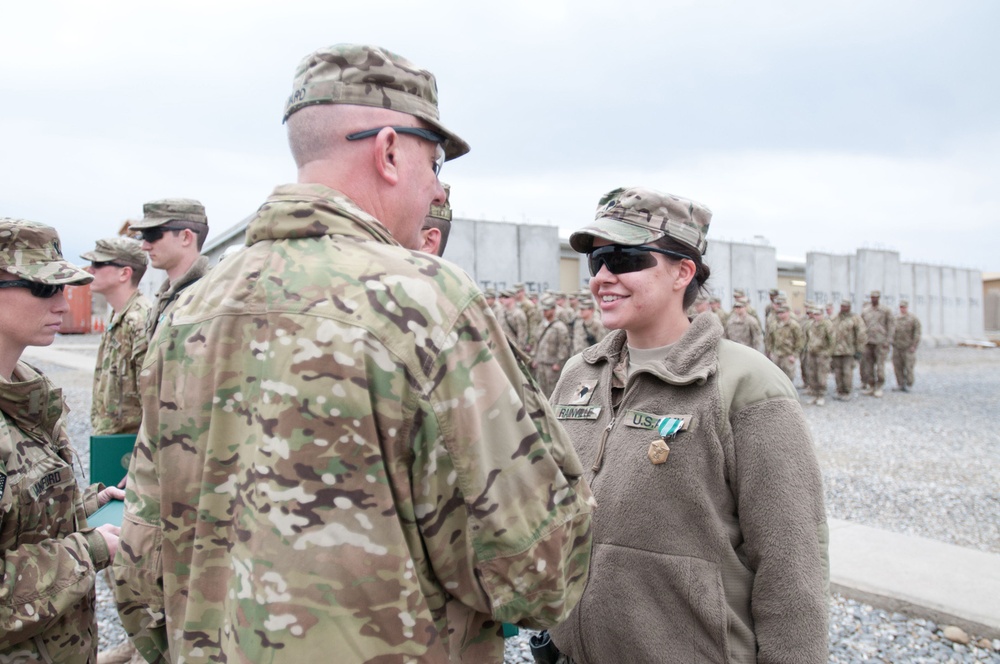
[32,339,1000,662]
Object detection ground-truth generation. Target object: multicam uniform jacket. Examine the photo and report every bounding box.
[832,312,867,356]
[144,256,209,341]
[1,362,110,663]
[113,184,594,664]
[91,291,150,435]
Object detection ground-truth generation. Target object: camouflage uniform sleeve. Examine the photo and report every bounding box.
[112,426,169,663]
[417,293,593,652]
[0,523,108,646]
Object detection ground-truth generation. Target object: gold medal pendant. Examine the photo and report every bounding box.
[648,439,670,465]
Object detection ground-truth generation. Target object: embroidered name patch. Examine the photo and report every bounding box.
[556,405,602,420]
[28,471,63,500]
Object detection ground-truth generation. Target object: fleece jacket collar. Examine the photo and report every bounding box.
[581,312,724,386]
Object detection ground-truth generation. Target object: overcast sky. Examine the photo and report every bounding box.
[2,0,997,272]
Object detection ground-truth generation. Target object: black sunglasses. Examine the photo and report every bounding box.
[587,244,692,277]
[138,226,187,243]
[345,126,446,176]
[0,279,66,298]
[91,261,126,269]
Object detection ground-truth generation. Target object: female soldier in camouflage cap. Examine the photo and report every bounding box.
[546,187,829,663]
[0,218,124,663]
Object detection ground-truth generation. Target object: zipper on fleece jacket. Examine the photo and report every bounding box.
[590,374,644,474]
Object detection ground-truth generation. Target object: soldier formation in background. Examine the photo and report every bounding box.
[892,300,922,391]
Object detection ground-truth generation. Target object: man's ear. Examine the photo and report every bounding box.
[119,266,134,285]
[374,129,401,185]
[419,227,442,255]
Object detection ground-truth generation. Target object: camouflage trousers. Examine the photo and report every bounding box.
[831,355,856,395]
[860,343,889,388]
[892,347,916,388]
[804,353,831,397]
[773,354,797,384]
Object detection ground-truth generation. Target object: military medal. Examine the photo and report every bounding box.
[647,439,670,464]
[647,416,685,466]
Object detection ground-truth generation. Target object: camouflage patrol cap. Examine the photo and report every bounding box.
[870,290,881,298]
[768,288,779,296]
[131,198,208,230]
[540,295,557,310]
[578,299,595,310]
[484,287,497,297]
[709,296,721,304]
[283,44,470,161]
[841,298,852,307]
[733,289,746,297]
[426,183,452,222]
[513,282,525,290]
[570,186,712,254]
[500,288,515,298]
[0,218,93,285]
[732,301,746,308]
[899,300,909,307]
[81,237,147,269]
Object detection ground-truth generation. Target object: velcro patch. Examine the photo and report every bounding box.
[566,380,598,405]
[0,472,5,501]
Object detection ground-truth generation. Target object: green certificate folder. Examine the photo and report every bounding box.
[88,499,125,528]
[89,434,137,488]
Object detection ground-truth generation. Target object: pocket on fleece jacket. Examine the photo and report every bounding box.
[576,542,728,663]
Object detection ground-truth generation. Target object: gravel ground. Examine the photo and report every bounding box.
[33,339,1000,662]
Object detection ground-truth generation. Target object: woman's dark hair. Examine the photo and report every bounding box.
[651,236,711,310]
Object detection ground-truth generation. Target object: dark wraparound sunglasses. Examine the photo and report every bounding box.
[0,279,66,298]
[346,126,446,176]
[91,261,126,269]
[138,226,187,243]
[587,244,692,277]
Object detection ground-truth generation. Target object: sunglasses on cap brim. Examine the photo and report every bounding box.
[0,279,66,298]
[587,244,692,277]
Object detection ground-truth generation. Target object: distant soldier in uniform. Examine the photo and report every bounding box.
[766,305,804,382]
[860,290,894,397]
[484,287,499,317]
[555,292,575,326]
[113,44,593,664]
[825,302,835,318]
[514,282,539,351]
[831,299,867,400]
[532,295,572,398]
[764,287,780,320]
[709,296,728,327]
[724,301,763,351]
[571,299,607,355]
[892,300,922,392]
[804,305,835,405]
[419,182,451,257]
[132,198,210,340]
[82,237,150,437]
[733,289,759,321]
[498,288,529,350]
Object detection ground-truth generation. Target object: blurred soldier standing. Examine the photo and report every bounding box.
[724,300,763,351]
[571,299,608,355]
[556,292,576,326]
[514,282,539,351]
[860,290,894,397]
[82,238,150,436]
[498,288,529,350]
[766,305,804,382]
[132,199,210,340]
[831,299,867,400]
[532,295,572,398]
[709,296,728,327]
[112,44,592,664]
[804,305,835,405]
[892,300,922,392]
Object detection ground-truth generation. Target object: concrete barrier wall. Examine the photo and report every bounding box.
[807,251,984,345]
[704,240,777,323]
[444,219,560,295]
